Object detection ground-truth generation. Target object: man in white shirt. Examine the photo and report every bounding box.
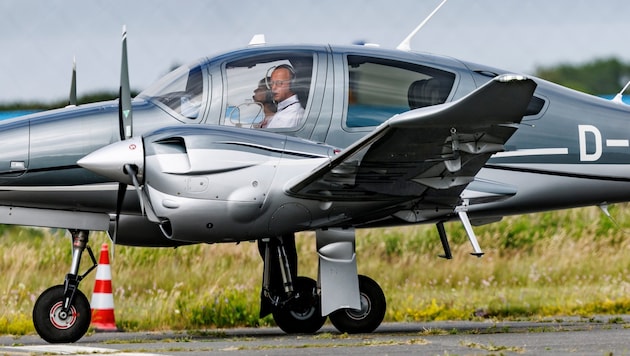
[265,65,304,129]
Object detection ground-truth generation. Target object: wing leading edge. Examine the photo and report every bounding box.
[287,75,537,210]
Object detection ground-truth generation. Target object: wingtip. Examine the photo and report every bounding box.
[495,74,529,83]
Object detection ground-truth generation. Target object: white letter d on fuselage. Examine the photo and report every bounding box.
[578,125,602,161]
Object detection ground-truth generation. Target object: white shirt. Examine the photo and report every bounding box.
[266,95,304,129]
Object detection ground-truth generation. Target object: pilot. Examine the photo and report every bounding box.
[253,77,277,128]
[265,64,304,128]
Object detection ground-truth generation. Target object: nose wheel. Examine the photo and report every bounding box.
[33,230,97,343]
[33,285,91,343]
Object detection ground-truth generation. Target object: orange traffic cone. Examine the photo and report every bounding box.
[91,243,119,331]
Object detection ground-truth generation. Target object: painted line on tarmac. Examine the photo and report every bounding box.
[0,345,164,355]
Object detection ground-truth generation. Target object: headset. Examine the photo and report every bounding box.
[266,64,296,91]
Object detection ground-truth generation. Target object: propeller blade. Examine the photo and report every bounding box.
[119,25,133,140]
[112,182,127,257]
[68,56,77,107]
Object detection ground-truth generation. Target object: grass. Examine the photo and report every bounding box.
[1,205,630,335]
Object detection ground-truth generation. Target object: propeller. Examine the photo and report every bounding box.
[119,25,133,140]
[78,26,156,249]
[68,56,77,107]
[113,25,136,250]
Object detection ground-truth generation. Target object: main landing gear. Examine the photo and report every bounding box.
[33,230,97,343]
[259,235,326,333]
[328,275,386,334]
[258,233,386,334]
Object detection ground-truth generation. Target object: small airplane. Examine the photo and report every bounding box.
[3,2,630,343]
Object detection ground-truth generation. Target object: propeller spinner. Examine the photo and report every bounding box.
[77,137,144,185]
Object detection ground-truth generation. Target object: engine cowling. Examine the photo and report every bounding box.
[80,125,336,243]
[142,126,335,243]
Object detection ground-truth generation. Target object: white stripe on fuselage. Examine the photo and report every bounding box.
[0,183,119,192]
[492,148,569,158]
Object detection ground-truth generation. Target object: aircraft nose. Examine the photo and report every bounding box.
[78,137,144,185]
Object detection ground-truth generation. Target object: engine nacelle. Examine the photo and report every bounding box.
[109,214,191,247]
[142,126,335,243]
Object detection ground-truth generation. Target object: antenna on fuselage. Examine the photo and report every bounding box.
[396,0,448,51]
[249,34,266,46]
[612,80,630,104]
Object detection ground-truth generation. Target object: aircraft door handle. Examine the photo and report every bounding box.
[10,161,26,171]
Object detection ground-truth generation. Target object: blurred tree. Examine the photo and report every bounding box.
[0,91,140,111]
[534,57,630,95]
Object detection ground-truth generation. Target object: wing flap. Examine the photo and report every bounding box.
[287,75,536,205]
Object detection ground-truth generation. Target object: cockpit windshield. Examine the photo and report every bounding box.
[138,63,206,121]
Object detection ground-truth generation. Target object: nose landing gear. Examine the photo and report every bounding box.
[33,285,91,343]
[32,230,98,343]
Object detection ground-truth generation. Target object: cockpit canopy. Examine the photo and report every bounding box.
[138,62,206,121]
[135,45,470,150]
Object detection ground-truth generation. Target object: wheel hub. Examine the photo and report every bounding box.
[49,301,77,329]
[346,293,371,320]
[288,292,317,320]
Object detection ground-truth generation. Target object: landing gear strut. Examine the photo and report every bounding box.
[33,230,97,343]
[259,235,326,333]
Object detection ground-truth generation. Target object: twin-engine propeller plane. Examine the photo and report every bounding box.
[4,5,630,343]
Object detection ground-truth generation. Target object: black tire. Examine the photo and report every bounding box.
[33,285,91,343]
[329,275,386,334]
[272,276,326,334]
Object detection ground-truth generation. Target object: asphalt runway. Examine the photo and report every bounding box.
[1,316,629,355]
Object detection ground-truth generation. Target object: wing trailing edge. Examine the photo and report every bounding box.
[287,75,536,206]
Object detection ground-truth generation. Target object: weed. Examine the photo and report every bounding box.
[607,316,625,324]
[462,340,525,352]
[419,328,449,335]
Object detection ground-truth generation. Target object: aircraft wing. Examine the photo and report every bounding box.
[287,75,537,211]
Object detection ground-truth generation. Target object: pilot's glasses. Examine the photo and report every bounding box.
[269,80,289,87]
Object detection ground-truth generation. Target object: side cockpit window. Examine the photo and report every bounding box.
[223,54,313,130]
[139,63,206,122]
[346,55,455,128]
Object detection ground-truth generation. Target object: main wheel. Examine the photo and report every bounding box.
[33,285,91,343]
[272,276,326,334]
[329,275,386,334]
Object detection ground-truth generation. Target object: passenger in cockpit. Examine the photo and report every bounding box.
[253,77,277,128]
[265,64,304,128]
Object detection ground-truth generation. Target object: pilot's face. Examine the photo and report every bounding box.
[270,68,293,102]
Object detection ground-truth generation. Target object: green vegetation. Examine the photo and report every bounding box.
[1,205,630,336]
[534,57,630,95]
[0,91,139,111]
